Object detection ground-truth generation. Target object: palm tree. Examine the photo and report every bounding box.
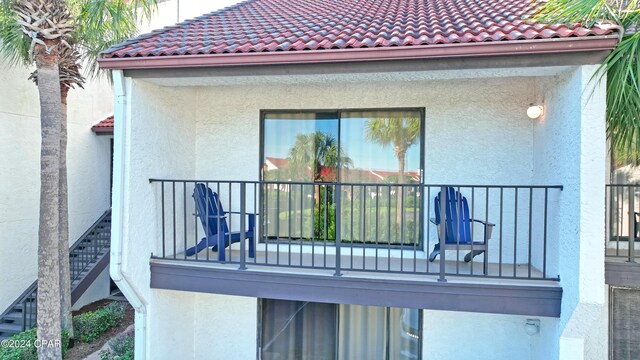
[287,131,353,182]
[535,1,640,163]
[365,115,420,225]
[285,131,352,240]
[0,0,156,353]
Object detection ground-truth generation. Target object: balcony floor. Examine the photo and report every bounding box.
[170,243,552,284]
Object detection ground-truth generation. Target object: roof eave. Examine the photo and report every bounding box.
[98,36,619,70]
[92,126,114,135]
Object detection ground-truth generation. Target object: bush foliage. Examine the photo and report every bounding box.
[74,302,125,343]
[99,333,134,360]
[0,328,69,360]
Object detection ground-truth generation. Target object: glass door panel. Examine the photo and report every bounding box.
[339,111,423,245]
[262,112,339,241]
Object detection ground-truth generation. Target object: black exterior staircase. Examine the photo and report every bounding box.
[0,210,112,340]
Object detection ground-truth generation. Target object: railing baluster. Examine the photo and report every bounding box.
[311,184,315,268]
[362,185,367,270]
[172,181,176,259]
[513,188,518,278]
[324,185,328,268]
[351,185,355,268]
[400,184,405,272]
[193,182,198,261]
[387,186,392,272]
[300,184,304,267]
[276,182,280,265]
[499,187,503,277]
[543,188,548,278]
[438,186,446,282]
[183,182,187,260]
[470,187,475,276]
[426,186,431,274]
[528,188,533,279]
[629,184,635,263]
[264,182,269,265]
[334,183,342,276]
[288,183,292,267]
[413,184,418,273]
[22,298,27,331]
[375,185,379,271]
[239,183,246,270]
[161,181,165,258]
[228,182,232,262]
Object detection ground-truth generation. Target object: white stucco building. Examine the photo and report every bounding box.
[0,0,245,340]
[98,0,620,359]
[0,60,114,313]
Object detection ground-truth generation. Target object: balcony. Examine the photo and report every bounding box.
[148,179,563,317]
[605,184,640,287]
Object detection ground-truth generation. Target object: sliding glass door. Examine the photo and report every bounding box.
[261,109,424,247]
[260,299,422,360]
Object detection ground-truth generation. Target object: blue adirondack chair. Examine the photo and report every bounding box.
[429,187,494,268]
[185,183,256,261]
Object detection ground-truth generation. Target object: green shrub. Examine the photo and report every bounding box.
[99,334,134,360]
[74,302,125,343]
[0,328,70,360]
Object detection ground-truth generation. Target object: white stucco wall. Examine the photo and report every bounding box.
[533,66,607,360]
[423,310,556,360]
[72,266,112,311]
[0,60,113,311]
[117,64,606,359]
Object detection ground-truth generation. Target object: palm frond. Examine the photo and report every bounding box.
[534,0,619,27]
[0,0,31,66]
[69,0,157,77]
[604,32,640,164]
[536,0,640,164]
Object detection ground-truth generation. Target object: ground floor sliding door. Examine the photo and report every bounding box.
[260,299,421,360]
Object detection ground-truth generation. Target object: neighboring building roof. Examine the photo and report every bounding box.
[265,156,289,169]
[91,115,114,135]
[99,0,619,70]
[264,157,420,182]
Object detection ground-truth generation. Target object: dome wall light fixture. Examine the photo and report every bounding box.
[527,103,544,119]
[525,319,540,336]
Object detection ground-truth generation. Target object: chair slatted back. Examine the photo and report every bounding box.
[434,187,472,244]
[193,183,230,237]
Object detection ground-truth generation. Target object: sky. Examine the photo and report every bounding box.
[142,0,245,32]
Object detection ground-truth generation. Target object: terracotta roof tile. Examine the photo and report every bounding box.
[91,115,114,134]
[100,0,617,61]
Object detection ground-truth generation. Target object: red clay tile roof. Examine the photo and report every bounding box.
[99,0,618,69]
[91,115,114,134]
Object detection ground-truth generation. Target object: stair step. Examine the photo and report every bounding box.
[3,312,35,323]
[12,306,36,314]
[0,323,23,333]
[1,211,111,333]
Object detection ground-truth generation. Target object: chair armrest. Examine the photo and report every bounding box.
[471,219,495,227]
[227,211,257,216]
[471,219,494,240]
[226,212,257,229]
[193,213,226,219]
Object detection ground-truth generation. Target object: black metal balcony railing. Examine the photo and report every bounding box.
[149,179,562,282]
[606,184,640,262]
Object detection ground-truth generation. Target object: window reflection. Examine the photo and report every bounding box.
[261,110,423,246]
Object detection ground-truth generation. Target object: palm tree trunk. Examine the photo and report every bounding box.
[34,38,63,360]
[59,86,73,339]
